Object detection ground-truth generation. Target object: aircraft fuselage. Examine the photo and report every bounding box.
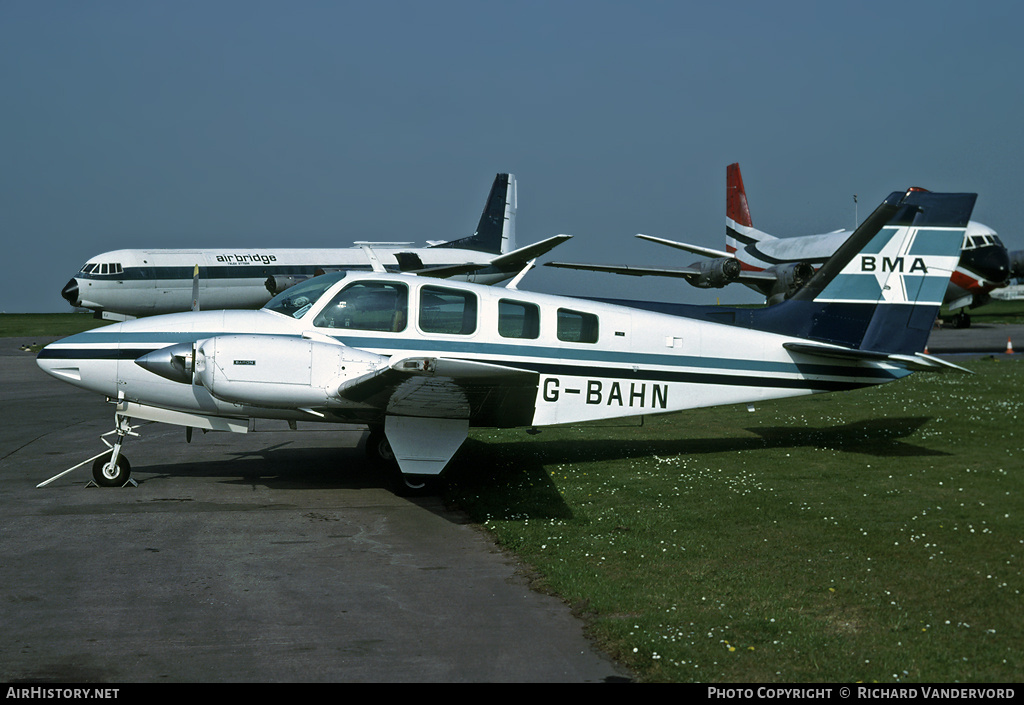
[40,272,910,433]
[60,247,519,318]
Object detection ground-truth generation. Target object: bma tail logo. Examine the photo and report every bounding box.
[860,255,928,274]
[818,226,963,305]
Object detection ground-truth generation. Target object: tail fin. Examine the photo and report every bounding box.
[432,173,517,254]
[726,163,774,252]
[759,188,976,355]
[726,163,753,227]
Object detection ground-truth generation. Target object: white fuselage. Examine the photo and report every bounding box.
[40,272,907,432]
[62,246,516,317]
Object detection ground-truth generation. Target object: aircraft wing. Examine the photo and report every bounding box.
[337,355,540,427]
[545,261,707,280]
[414,234,573,279]
[544,261,778,285]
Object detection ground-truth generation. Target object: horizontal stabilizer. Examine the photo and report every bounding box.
[636,233,733,259]
[415,234,572,279]
[783,341,972,373]
[490,233,572,267]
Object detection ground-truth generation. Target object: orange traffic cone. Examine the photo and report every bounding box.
[1006,337,1015,354]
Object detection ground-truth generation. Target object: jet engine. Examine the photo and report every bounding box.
[686,258,742,288]
[265,274,312,296]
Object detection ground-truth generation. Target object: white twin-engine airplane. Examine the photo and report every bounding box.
[547,164,1010,327]
[60,173,571,319]
[38,188,976,493]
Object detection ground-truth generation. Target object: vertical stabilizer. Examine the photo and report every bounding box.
[432,173,517,254]
[726,163,775,252]
[758,189,976,354]
[726,163,753,227]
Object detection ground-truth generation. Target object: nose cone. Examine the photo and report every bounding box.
[968,246,1011,286]
[61,278,81,307]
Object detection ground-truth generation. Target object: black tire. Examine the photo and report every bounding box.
[365,428,396,468]
[92,451,131,487]
[395,473,437,497]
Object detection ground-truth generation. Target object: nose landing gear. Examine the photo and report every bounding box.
[37,413,140,488]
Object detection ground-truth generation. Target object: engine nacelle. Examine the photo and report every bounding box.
[686,258,742,289]
[265,274,313,296]
[765,262,816,305]
[194,334,387,408]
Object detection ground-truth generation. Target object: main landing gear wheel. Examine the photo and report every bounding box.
[364,428,437,496]
[952,311,971,329]
[365,428,396,468]
[92,451,131,487]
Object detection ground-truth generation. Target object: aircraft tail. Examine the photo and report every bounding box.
[726,163,776,252]
[431,173,517,255]
[755,188,976,357]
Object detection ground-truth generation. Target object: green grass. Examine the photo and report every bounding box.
[442,359,1024,682]
[941,299,1024,324]
[0,313,106,338]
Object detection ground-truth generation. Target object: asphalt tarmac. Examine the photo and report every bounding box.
[3,322,1019,684]
[924,320,1024,356]
[0,340,632,684]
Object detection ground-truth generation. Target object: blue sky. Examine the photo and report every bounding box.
[3,0,1022,312]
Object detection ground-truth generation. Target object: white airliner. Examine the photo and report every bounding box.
[548,164,1010,327]
[60,173,570,319]
[38,187,975,493]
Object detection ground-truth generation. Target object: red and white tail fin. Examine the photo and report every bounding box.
[726,163,775,252]
[726,162,753,228]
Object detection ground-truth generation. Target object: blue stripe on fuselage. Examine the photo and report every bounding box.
[38,329,905,392]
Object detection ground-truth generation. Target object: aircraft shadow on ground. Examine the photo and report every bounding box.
[140,441,387,491]
[442,415,947,521]
[464,415,946,466]
[131,416,945,521]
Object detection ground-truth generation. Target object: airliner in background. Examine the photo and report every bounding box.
[61,174,570,319]
[548,164,1014,327]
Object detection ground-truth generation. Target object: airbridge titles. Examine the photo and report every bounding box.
[215,253,278,265]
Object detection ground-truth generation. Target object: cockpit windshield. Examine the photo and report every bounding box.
[264,272,348,319]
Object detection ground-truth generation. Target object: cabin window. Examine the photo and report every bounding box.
[498,299,540,339]
[557,308,599,343]
[314,281,408,332]
[419,286,477,335]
